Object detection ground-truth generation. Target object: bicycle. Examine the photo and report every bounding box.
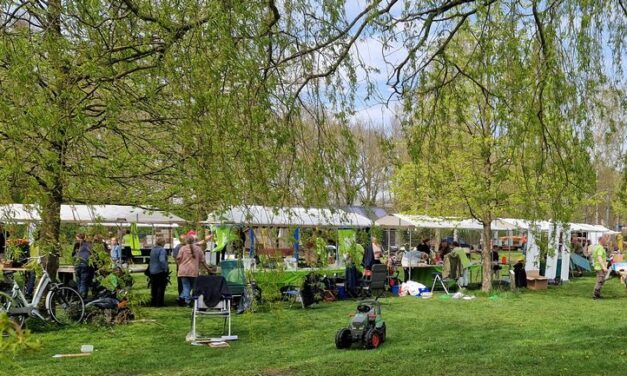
[0,257,85,327]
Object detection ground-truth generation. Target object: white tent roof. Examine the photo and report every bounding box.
[395,214,460,229]
[375,214,418,229]
[0,204,40,223]
[0,204,185,227]
[204,205,371,228]
[375,214,517,231]
[501,219,612,234]
[500,218,554,232]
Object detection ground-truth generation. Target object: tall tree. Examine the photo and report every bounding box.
[392,5,599,291]
[1,0,625,282]
[1,1,201,275]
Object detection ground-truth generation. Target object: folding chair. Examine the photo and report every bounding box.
[431,272,450,295]
[188,275,238,342]
[220,260,246,299]
[282,286,304,308]
[361,264,387,298]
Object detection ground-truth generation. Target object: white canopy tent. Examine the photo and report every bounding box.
[375,214,518,231]
[204,205,372,266]
[374,214,519,263]
[0,204,185,227]
[499,218,614,279]
[204,205,371,228]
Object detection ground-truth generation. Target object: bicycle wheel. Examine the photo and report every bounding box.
[48,286,85,324]
[0,291,25,330]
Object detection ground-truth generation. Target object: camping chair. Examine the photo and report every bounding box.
[361,264,387,298]
[282,285,305,308]
[220,260,246,300]
[431,272,450,295]
[187,275,238,342]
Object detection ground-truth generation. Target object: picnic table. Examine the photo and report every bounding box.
[57,264,147,284]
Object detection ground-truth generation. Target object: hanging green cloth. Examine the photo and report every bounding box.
[130,223,141,256]
[213,225,239,253]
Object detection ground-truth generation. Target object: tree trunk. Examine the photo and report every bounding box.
[41,187,62,280]
[40,0,64,280]
[481,220,493,292]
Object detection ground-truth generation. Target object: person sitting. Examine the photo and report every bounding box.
[438,240,451,263]
[417,239,430,255]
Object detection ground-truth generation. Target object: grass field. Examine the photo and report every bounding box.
[5,274,627,376]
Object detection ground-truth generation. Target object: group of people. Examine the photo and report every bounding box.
[73,233,119,298]
[147,233,214,307]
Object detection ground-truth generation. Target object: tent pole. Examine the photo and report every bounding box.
[387,228,391,252]
[508,229,513,266]
[249,226,255,259]
[293,227,300,264]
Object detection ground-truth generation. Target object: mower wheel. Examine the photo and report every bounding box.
[335,328,352,349]
[364,328,381,349]
[380,323,386,343]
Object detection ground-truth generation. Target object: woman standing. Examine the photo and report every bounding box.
[74,233,93,299]
[372,237,383,264]
[177,236,210,307]
[148,238,169,307]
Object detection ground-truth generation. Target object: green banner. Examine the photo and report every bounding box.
[130,223,141,256]
[213,225,239,253]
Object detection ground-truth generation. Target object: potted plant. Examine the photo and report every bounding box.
[4,239,30,267]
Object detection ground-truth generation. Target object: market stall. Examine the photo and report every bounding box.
[204,205,372,267]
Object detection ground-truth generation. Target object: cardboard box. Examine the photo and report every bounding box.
[526,270,548,290]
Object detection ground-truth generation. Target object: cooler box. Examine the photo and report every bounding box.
[391,285,399,296]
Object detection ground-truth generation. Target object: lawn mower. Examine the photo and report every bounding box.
[335,299,386,349]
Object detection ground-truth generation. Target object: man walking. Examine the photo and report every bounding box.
[592,236,608,300]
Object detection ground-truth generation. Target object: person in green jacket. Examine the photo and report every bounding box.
[451,241,471,287]
[592,236,608,300]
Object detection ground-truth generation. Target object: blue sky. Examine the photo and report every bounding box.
[343,1,626,132]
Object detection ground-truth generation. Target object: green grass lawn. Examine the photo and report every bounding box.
[5,275,627,376]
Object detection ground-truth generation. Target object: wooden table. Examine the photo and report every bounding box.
[1,267,28,272]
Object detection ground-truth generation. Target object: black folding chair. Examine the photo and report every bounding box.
[361,264,387,298]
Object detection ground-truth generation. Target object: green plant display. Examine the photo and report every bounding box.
[314,237,328,268]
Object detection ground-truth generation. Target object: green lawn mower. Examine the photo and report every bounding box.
[335,299,386,349]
